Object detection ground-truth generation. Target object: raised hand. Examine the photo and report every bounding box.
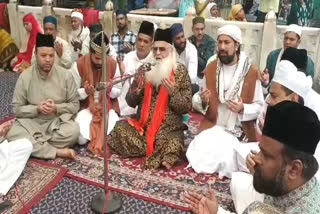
[246,150,258,174]
[184,189,218,214]
[226,97,244,113]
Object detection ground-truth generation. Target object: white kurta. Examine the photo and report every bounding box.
[187,62,264,177]
[68,27,90,62]
[119,50,153,116]
[176,40,198,84]
[73,62,122,145]
[0,138,32,195]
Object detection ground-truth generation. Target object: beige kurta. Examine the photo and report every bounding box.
[6,64,80,159]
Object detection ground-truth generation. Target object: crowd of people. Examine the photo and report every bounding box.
[0,5,320,214]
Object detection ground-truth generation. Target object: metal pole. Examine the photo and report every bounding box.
[91,2,122,212]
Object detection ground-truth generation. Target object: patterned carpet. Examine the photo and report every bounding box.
[0,71,19,120]
[0,71,234,213]
[1,160,67,214]
[30,178,190,214]
[49,114,234,211]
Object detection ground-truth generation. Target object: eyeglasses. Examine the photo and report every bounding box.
[152,47,167,52]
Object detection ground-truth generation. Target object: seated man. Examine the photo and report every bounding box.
[188,17,216,80]
[75,31,122,155]
[232,58,320,213]
[88,23,118,60]
[111,10,137,61]
[119,21,155,117]
[0,120,32,196]
[263,24,314,87]
[68,9,90,62]
[170,23,198,93]
[42,16,73,69]
[108,28,192,170]
[186,25,263,177]
[185,101,320,214]
[6,34,80,160]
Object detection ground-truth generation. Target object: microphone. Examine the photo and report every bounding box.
[95,62,156,92]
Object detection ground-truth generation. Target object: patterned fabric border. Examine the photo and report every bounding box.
[1,159,67,214]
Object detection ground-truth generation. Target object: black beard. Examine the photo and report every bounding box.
[174,42,186,52]
[218,53,235,64]
[253,165,289,197]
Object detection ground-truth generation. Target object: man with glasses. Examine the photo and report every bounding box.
[109,28,192,170]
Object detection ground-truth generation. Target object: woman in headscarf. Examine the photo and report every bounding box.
[206,2,223,19]
[229,3,247,21]
[11,13,42,73]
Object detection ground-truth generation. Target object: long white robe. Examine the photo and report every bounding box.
[68,27,90,62]
[119,50,153,116]
[187,61,264,177]
[0,138,32,195]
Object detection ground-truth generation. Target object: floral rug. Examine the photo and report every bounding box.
[1,159,67,214]
[49,113,235,211]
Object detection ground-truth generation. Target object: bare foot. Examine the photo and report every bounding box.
[56,148,76,159]
[162,161,172,170]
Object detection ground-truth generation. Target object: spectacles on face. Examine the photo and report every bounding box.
[152,46,167,53]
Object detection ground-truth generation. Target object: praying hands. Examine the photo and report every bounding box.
[162,77,175,95]
[84,81,95,96]
[38,99,57,115]
[226,97,244,113]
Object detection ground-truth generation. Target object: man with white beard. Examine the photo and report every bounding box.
[108,28,192,170]
[68,9,90,62]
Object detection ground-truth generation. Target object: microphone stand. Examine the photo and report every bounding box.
[90,30,154,214]
[90,26,122,214]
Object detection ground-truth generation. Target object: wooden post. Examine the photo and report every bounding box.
[42,0,53,18]
[259,11,277,71]
[103,0,114,38]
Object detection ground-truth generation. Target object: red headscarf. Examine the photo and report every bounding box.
[13,13,43,71]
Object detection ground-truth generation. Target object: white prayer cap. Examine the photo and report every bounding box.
[71,11,83,21]
[285,24,302,38]
[273,60,312,99]
[217,25,242,44]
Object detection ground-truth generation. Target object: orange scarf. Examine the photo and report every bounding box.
[128,71,174,156]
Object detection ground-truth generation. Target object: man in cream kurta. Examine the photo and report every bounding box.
[119,21,155,117]
[6,34,80,160]
[231,57,320,214]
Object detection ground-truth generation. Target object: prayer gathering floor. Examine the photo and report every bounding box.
[0,70,191,214]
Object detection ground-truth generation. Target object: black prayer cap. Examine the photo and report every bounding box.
[154,28,172,45]
[89,23,103,33]
[281,47,308,72]
[262,101,320,155]
[138,21,154,38]
[36,33,54,48]
[115,9,127,17]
